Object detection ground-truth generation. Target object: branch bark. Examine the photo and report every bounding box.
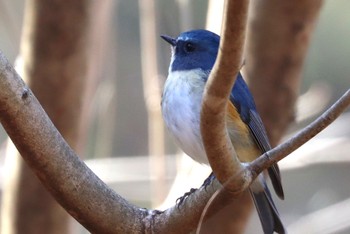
[0,49,247,233]
[138,0,166,207]
[201,0,250,189]
[249,88,350,175]
[199,0,324,232]
[0,0,348,233]
[2,0,93,233]
[244,0,324,146]
[0,52,147,233]
[1,49,348,233]
[201,89,350,228]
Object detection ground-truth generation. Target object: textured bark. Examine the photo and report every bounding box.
[201,0,249,190]
[1,0,91,233]
[139,0,166,206]
[244,0,324,146]
[200,0,324,233]
[250,88,350,173]
[199,1,252,233]
[1,49,348,234]
[0,51,147,233]
[0,0,342,233]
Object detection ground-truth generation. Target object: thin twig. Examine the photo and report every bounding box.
[198,89,349,233]
[249,88,350,175]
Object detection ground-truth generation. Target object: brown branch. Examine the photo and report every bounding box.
[200,0,326,194]
[198,2,253,231]
[244,0,324,146]
[0,48,247,234]
[198,88,349,234]
[198,0,326,232]
[158,88,350,233]
[2,1,93,233]
[0,0,346,233]
[200,0,250,188]
[0,51,146,233]
[249,88,350,176]
[138,0,166,207]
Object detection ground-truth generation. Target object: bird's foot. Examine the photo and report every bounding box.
[176,188,197,207]
[175,172,216,207]
[152,209,164,215]
[201,172,216,188]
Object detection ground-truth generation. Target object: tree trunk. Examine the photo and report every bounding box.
[244,0,324,146]
[1,0,92,233]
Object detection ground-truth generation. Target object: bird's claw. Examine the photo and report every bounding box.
[176,188,197,207]
[201,172,215,188]
[175,172,215,207]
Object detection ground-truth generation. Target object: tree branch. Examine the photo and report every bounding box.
[0,51,147,233]
[249,88,350,176]
[198,89,349,234]
[2,1,98,232]
[0,0,347,233]
[1,47,347,233]
[0,48,247,234]
[244,0,324,146]
[200,0,250,189]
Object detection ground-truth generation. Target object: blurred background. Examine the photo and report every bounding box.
[0,0,349,233]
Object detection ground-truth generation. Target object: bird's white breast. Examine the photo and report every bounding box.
[161,69,209,164]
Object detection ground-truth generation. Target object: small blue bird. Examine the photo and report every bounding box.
[161,29,285,234]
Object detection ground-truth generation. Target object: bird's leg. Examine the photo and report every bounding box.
[176,188,198,207]
[176,172,216,207]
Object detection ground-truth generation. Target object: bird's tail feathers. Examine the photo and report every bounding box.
[250,187,286,234]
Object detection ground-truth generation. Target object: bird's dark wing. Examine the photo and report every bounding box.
[248,109,284,199]
[230,73,284,199]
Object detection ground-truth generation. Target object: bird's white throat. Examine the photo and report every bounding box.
[161,69,209,164]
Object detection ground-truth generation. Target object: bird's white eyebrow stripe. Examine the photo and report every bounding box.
[178,36,190,41]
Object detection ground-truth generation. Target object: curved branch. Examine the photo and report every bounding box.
[0,1,346,233]
[2,46,347,233]
[200,0,251,188]
[0,52,146,233]
[199,89,349,233]
[0,49,240,234]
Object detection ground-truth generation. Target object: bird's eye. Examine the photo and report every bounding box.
[184,42,195,53]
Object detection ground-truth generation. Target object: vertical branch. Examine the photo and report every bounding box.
[138,0,166,206]
[244,0,324,146]
[78,0,116,156]
[201,0,249,186]
[199,1,251,233]
[1,0,91,233]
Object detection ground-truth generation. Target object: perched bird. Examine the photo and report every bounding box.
[161,29,285,234]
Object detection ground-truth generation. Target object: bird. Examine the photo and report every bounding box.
[160,29,285,234]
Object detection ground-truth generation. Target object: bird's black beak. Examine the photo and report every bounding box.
[160,35,176,46]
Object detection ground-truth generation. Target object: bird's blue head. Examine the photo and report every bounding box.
[161,29,219,72]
